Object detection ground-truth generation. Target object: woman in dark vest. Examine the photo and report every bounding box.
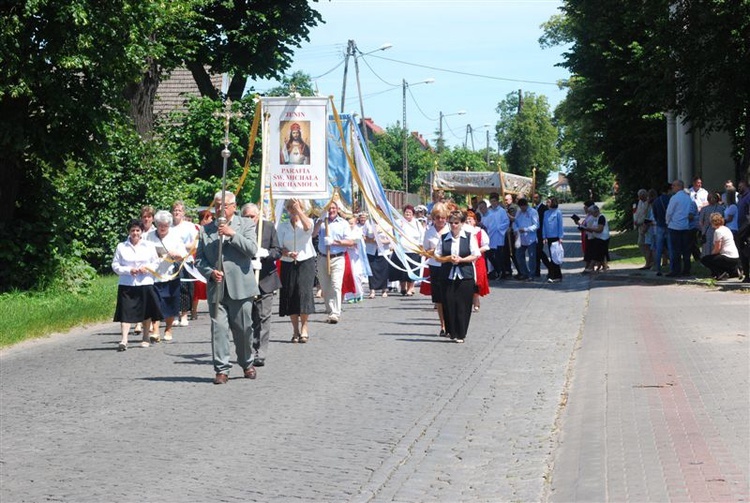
[436,210,480,343]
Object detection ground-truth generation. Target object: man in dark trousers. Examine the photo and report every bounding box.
[533,193,551,277]
[242,203,282,368]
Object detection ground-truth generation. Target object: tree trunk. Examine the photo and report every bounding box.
[124,55,159,139]
[186,61,220,100]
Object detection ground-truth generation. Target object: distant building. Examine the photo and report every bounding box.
[550,173,571,194]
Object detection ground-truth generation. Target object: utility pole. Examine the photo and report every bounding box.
[340,40,355,111]
[402,79,408,192]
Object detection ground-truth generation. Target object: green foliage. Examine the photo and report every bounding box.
[495,91,560,183]
[541,1,669,228]
[368,149,402,190]
[56,113,194,273]
[368,124,438,193]
[264,71,317,97]
[439,147,491,173]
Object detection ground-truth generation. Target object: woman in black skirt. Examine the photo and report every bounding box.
[112,219,163,351]
[277,199,316,343]
[436,210,480,343]
[363,216,392,298]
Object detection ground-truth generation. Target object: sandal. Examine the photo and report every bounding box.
[291,334,300,343]
[368,292,375,299]
[298,334,308,344]
[117,343,127,352]
[381,291,388,298]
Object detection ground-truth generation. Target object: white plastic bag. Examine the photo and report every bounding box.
[550,241,564,265]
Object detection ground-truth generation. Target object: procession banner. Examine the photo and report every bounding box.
[263,97,329,199]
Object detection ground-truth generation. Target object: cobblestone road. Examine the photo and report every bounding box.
[2,213,748,502]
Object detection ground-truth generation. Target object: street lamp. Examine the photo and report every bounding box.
[438,110,466,153]
[340,40,392,112]
[402,77,435,192]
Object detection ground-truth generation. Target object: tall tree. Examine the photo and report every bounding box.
[495,91,560,184]
[667,0,750,178]
[540,0,670,225]
[0,0,160,223]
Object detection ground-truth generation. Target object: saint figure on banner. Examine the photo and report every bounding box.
[280,122,311,165]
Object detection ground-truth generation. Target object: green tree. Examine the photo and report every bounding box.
[369,125,437,193]
[667,1,750,178]
[540,0,669,226]
[494,91,560,184]
[439,147,491,173]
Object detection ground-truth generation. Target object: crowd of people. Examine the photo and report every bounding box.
[110,175,750,383]
[632,176,750,281]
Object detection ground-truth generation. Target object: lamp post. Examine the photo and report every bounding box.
[402,77,435,192]
[340,40,392,115]
[438,110,466,153]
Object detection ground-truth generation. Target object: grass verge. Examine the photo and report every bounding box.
[0,275,118,349]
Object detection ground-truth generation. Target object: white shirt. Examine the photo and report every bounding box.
[146,230,188,281]
[423,223,449,266]
[277,219,316,262]
[435,229,480,280]
[111,238,159,286]
[713,226,739,258]
[399,217,424,253]
[689,187,708,210]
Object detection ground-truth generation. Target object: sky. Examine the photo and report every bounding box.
[249,0,570,150]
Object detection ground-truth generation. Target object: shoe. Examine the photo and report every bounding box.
[149,334,160,344]
[405,291,414,296]
[253,358,265,367]
[117,343,127,352]
[163,330,173,341]
[439,329,447,337]
[213,373,228,385]
[179,316,189,327]
[656,272,663,277]
[243,367,257,379]
[298,335,308,344]
[368,292,375,299]
[454,339,465,344]
[472,305,480,312]
[382,291,388,298]
[134,323,142,335]
[291,334,300,343]
[639,265,651,270]
[140,341,150,348]
[327,315,339,324]
[547,278,561,283]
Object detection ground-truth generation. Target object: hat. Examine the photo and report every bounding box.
[414,204,428,213]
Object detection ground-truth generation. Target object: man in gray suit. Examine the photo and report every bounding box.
[196,191,259,384]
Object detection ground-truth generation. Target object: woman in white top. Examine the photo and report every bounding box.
[276,199,316,343]
[389,204,424,296]
[111,219,162,351]
[146,210,188,343]
[700,213,740,280]
[423,203,450,336]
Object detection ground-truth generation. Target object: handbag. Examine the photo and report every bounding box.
[550,241,564,265]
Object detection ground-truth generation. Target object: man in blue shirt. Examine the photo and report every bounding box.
[481,193,510,280]
[512,198,539,280]
[665,179,697,277]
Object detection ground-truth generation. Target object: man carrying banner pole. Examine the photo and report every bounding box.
[313,201,354,324]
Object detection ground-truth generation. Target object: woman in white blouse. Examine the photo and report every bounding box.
[111,219,163,351]
[277,199,316,343]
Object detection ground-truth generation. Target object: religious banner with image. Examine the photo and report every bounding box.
[263,97,329,199]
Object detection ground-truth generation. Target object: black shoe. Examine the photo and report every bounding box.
[253,358,265,367]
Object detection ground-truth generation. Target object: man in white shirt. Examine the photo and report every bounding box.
[688,176,708,211]
[314,201,354,324]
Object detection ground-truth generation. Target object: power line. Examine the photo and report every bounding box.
[368,54,561,86]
